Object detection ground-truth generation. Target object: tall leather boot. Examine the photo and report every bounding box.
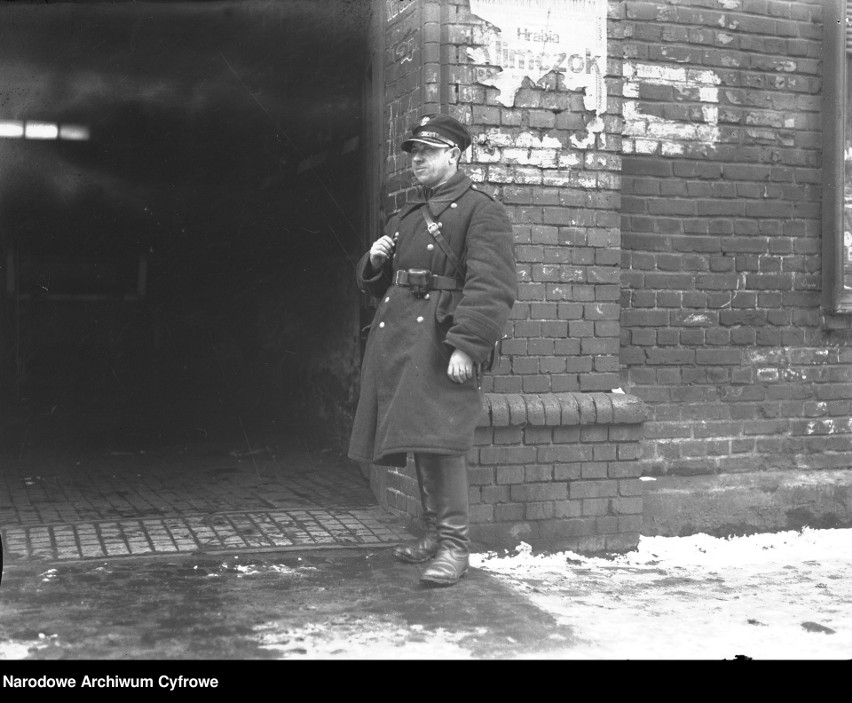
[391,454,440,563]
[419,454,469,586]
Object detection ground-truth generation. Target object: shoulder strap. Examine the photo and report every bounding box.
[389,211,402,247]
[421,205,463,278]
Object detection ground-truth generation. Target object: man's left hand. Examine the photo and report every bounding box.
[448,349,474,384]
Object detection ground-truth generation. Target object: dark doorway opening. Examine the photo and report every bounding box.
[0,1,371,458]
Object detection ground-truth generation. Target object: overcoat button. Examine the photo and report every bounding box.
[451,203,458,208]
[385,297,390,303]
[424,294,430,300]
[379,322,385,328]
[426,243,434,251]
[416,316,424,323]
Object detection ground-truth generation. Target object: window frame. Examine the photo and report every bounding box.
[823,0,852,312]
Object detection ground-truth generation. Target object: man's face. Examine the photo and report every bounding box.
[408,143,458,188]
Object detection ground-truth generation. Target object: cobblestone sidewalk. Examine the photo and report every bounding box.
[0,439,408,563]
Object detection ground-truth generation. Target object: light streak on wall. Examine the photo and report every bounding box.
[0,119,90,141]
[24,121,59,139]
[0,120,24,138]
[58,124,90,141]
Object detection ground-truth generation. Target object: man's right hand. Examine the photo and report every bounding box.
[369,234,396,270]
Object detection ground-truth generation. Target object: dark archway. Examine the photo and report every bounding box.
[0,0,371,455]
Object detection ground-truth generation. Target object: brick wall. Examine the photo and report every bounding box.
[372,0,647,552]
[441,0,625,395]
[384,0,425,210]
[382,0,624,396]
[385,391,646,551]
[621,0,852,481]
[369,0,852,541]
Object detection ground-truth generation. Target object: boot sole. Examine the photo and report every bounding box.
[419,570,467,586]
[392,551,436,564]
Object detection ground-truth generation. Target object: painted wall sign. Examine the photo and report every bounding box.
[386,0,416,22]
[467,0,607,112]
[622,62,721,158]
[390,26,417,66]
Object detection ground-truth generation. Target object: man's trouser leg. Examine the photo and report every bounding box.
[391,453,440,563]
[419,453,470,586]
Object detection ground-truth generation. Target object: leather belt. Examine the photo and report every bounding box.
[394,269,463,291]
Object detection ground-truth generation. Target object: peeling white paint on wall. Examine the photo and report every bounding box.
[682,313,713,325]
[745,347,835,366]
[570,116,605,149]
[755,368,779,383]
[622,61,721,156]
[472,128,565,166]
[467,0,607,145]
[804,418,852,435]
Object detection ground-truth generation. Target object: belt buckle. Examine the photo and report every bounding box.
[406,268,430,297]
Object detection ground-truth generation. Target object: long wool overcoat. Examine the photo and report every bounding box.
[348,170,517,468]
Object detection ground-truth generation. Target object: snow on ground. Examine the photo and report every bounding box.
[470,528,852,659]
[253,618,483,659]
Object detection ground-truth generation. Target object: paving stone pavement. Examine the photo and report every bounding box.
[0,436,409,564]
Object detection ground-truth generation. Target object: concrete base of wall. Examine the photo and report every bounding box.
[371,507,640,555]
[642,469,852,538]
[469,520,640,554]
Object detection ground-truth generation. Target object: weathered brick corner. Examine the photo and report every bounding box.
[468,391,647,553]
[369,0,644,554]
[376,391,647,554]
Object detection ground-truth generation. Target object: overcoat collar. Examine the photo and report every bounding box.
[400,170,473,219]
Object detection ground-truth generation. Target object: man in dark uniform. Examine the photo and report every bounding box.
[348,114,517,586]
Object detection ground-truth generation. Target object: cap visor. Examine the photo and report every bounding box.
[401,136,454,152]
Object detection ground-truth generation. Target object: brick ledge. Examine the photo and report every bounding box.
[478,392,647,428]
